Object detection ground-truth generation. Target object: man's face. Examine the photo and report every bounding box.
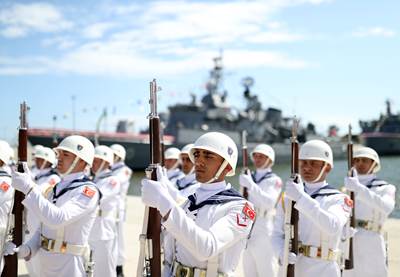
[252,153,270,169]
[56,150,78,174]
[35,158,50,169]
[193,149,225,183]
[164,159,178,170]
[300,159,329,183]
[92,157,109,173]
[353,157,374,175]
[180,154,194,175]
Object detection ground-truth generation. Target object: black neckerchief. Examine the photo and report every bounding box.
[176,177,197,191]
[251,171,275,184]
[0,170,11,178]
[111,163,125,172]
[187,188,244,212]
[366,178,388,188]
[34,168,59,181]
[51,176,101,204]
[308,184,342,199]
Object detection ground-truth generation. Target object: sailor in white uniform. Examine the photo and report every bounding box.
[110,144,132,277]
[239,144,282,277]
[142,132,256,277]
[24,146,60,277]
[164,147,184,184]
[272,140,352,277]
[30,145,44,180]
[0,140,14,274]
[343,147,396,277]
[6,135,100,277]
[89,145,121,277]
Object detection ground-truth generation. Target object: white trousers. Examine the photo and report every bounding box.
[342,229,388,277]
[117,209,126,266]
[243,234,279,277]
[90,238,117,277]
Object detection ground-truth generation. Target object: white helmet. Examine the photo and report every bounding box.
[54,135,95,167]
[353,146,380,173]
[165,147,181,160]
[251,144,275,164]
[33,145,44,156]
[299,140,333,168]
[189,132,238,177]
[94,145,114,165]
[180,144,194,155]
[35,146,56,165]
[111,144,126,161]
[0,140,11,164]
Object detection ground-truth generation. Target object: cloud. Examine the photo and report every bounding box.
[0,0,327,76]
[0,2,72,38]
[352,27,396,38]
[81,22,116,39]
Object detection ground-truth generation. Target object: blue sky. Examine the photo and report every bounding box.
[1,0,399,145]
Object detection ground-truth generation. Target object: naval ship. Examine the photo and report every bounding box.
[360,100,400,155]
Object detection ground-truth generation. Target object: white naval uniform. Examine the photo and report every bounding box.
[110,162,132,266]
[167,168,184,185]
[89,170,121,277]
[163,181,255,277]
[0,167,13,274]
[242,168,282,277]
[272,181,351,277]
[162,172,200,276]
[22,172,100,277]
[343,174,396,277]
[25,168,60,277]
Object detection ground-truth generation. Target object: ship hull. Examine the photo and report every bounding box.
[361,133,400,155]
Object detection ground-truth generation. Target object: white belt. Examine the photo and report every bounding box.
[172,261,226,277]
[40,235,89,256]
[298,243,341,263]
[97,209,117,218]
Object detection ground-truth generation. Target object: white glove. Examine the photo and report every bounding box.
[239,172,256,190]
[3,242,31,259]
[344,169,363,192]
[285,174,305,202]
[342,226,357,240]
[279,251,297,265]
[11,162,35,194]
[141,178,175,217]
[156,166,180,198]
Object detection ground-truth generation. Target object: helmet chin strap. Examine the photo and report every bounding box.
[366,161,377,175]
[95,160,106,177]
[205,160,229,184]
[170,160,180,171]
[311,162,328,183]
[58,156,80,178]
[187,165,195,176]
[39,161,47,170]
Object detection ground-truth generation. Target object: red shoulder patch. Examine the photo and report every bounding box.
[0,181,10,192]
[242,202,256,221]
[49,178,57,186]
[82,186,96,198]
[275,179,283,188]
[110,179,118,187]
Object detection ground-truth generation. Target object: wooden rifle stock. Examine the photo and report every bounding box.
[345,125,355,270]
[145,80,162,277]
[2,102,28,277]
[241,130,249,199]
[287,118,300,277]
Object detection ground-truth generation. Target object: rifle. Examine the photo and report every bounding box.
[344,124,355,270]
[283,117,299,277]
[160,122,165,167]
[137,79,162,277]
[2,102,28,277]
[241,130,249,199]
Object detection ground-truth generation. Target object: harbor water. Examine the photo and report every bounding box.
[129,156,400,218]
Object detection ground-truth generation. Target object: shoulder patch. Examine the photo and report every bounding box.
[110,178,118,187]
[0,181,10,192]
[242,202,256,221]
[82,186,96,198]
[342,196,353,212]
[49,178,57,186]
[275,179,282,189]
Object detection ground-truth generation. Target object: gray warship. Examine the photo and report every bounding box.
[161,55,327,163]
[360,100,400,155]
